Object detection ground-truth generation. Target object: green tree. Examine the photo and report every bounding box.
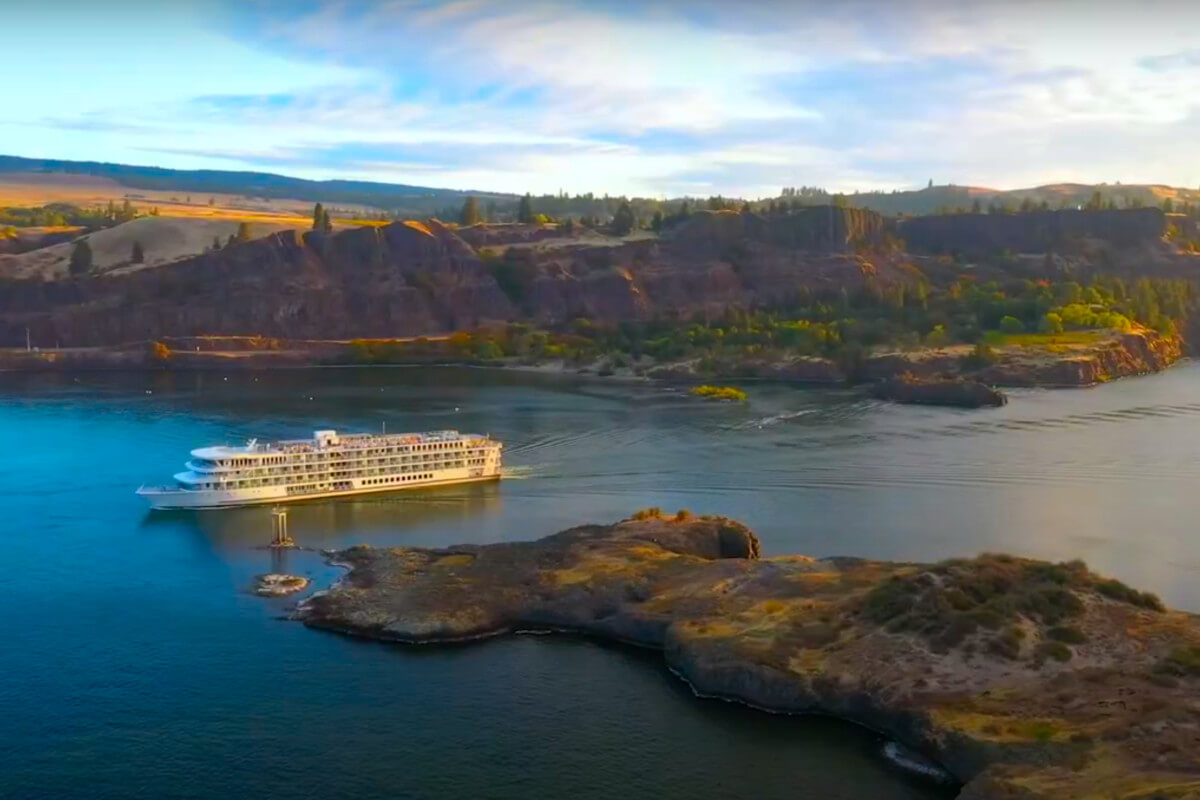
[312,203,325,232]
[1039,312,1064,334]
[999,315,1025,334]
[459,196,481,226]
[212,236,221,251]
[651,210,664,232]
[235,222,251,243]
[131,240,145,264]
[517,193,535,224]
[69,239,93,275]
[611,201,635,235]
[321,208,332,234]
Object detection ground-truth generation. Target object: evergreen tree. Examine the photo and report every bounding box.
[131,240,145,264]
[651,210,664,232]
[740,201,752,214]
[235,222,251,242]
[611,201,635,235]
[459,196,481,226]
[321,208,332,234]
[517,193,535,224]
[212,236,221,251]
[312,203,325,231]
[69,239,92,275]
[226,234,236,248]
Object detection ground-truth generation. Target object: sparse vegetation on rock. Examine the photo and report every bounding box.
[298,515,1200,800]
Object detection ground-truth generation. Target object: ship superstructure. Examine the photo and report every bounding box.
[137,429,502,509]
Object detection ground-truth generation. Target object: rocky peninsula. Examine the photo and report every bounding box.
[298,513,1200,800]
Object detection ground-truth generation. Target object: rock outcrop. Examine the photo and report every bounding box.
[973,328,1183,387]
[873,374,1007,408]
[253,574,309,597]
[298,514,1200,799]
[899,208,1166,255]
[0,210,907,348]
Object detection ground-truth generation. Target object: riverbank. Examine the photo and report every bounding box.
[296,513,1200,800]
[0,327,1182,394]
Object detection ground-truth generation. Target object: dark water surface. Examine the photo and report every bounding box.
[6,364,1200,799]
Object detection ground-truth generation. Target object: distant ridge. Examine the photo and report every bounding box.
[1,153,1197,218]
[0,154,514,215]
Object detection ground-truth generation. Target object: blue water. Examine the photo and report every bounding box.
[5,364,1200,798]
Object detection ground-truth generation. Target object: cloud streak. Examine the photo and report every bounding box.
[3,0,1200,197]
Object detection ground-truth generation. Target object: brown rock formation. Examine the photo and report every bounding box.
[974,328,1183,387]
[873,374,1007,408]
[899,208,1166,255]
[298,514,1200,799]
[0,210,905,348]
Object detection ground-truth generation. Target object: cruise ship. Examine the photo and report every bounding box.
[137,429,502,510]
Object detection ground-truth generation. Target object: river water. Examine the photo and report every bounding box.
[5,364,1200,799]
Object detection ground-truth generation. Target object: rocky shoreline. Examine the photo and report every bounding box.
[296,513,1200,799]
[0,327,1184,399]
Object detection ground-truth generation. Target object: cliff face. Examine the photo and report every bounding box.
[974,328,1183,387]
[298,514,1200,799]
[900,208,1166,254]
[0,210,904,348]
[0,222,515,346]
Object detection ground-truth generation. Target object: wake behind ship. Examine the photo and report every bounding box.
[137,429,502,510]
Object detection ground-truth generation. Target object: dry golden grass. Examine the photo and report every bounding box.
[0,171,381,223]
[0,215,306,279]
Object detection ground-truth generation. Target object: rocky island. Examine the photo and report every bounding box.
[298,512,1200,799]
[873,374,1007,408]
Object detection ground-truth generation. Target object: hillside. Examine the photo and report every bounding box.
[846,183,1200,217]
[4,153,1199,220]
[0,216,307,279]
[0,155,509,218]
[0,206,1191,353]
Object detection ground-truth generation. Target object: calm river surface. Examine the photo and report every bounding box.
[6,364,1200,799]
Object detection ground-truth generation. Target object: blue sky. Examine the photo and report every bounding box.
[4,0,1200,197]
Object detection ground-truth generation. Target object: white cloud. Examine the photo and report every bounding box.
[5,0,1200,196]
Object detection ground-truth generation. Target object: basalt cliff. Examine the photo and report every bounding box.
[298,514,1200,800]
[0,209,900,348]
[0,207,1191,390]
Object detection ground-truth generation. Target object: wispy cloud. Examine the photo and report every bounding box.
[2,0,1199,196]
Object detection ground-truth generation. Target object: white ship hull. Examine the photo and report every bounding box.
[139,468,500,510]
[138,428,503,510]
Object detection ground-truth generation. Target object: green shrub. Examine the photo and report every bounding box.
[1047,625,1088,644]
[999,315,1025,333]
[961,342,999,370]
[1155,646,1200,677]
[1036,640,1073,662]
[988,628,1024,659]
[689,385,747,402]
[1094,578,1165,611]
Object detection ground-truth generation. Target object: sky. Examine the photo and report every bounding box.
[4,0,1200,198]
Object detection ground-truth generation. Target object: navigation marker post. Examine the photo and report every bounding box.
[269,508,295,548]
